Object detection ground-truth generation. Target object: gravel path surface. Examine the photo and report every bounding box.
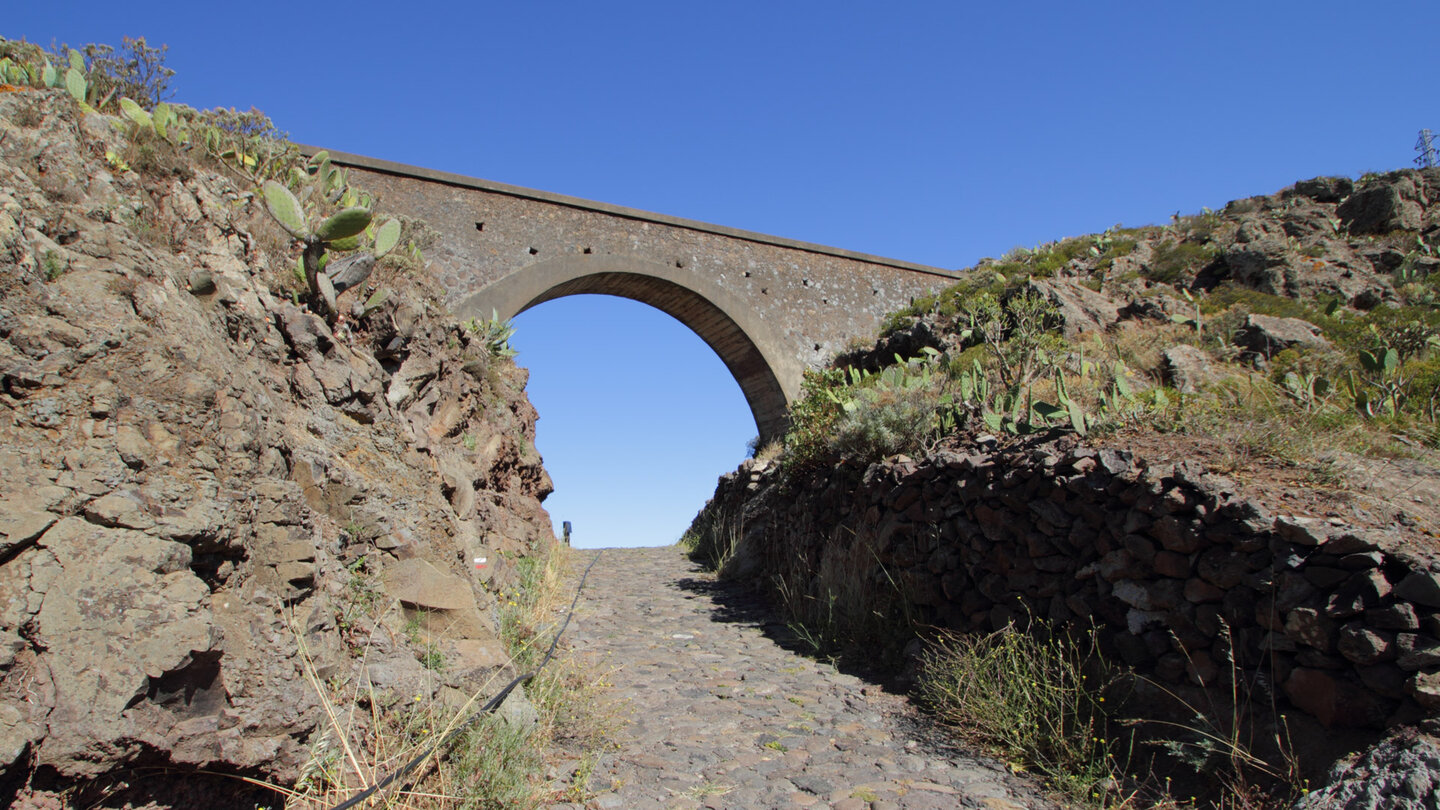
[544,546,1060,810]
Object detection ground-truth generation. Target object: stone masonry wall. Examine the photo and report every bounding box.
[705,435,1440,731]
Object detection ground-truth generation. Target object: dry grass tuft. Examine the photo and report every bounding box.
[251,542,621,809]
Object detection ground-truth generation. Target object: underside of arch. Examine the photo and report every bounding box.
[455,255,798,443]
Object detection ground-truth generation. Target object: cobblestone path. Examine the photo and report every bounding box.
[546,546,1059,810]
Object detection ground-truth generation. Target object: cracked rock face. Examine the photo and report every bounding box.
[0,88,557,800]
[24,518,217,775]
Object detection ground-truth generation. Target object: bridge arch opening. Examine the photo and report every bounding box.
[455,255,799,442]
[510,296,755,547]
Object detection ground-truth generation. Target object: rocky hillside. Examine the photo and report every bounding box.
[689,169,1440,806]
[834,168,1440,539]
[853,170,1439,366]
[0,87,557,805]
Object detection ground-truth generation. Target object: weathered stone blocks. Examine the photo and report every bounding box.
[702,433,1440,732]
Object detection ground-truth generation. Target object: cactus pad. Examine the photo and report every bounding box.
[152,103,172,139]
[119,98,152,128]
[263,180,309,240]
[316,269,338,315]
[328,234,363,252]
[373,218,401,258]
[315,208,372,242]
[64,68,85,103]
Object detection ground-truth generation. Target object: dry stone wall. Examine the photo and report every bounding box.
[705,435,1440,731]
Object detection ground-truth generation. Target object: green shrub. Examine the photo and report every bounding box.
[1194,293,1438,423]
[445,713,546,806]
[830,376,942,462]
[1095,237,1138,272]
[878,309,918,337]
[1328,304,1440,358]
[1199,284,1313,320]
[781,369,847,471]
[0,38,49,66]
[1224,198,1263,216]
[1147,239,1216,284]
[962,290,1065,390]
[1030,237,1094,277]
[985,259,1031,280]
[1399,279,1439,308]
[785,353,968,468]
[977,233,1141,280]
[1174,209,1229,243]
[41,250,66,281]
[1402,354,1440,424]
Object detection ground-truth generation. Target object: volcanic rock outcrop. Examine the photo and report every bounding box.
[0,88,556,803]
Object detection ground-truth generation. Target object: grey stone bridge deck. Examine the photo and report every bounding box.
[317,149,954,439]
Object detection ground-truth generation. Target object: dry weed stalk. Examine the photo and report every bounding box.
[248,542,605,809]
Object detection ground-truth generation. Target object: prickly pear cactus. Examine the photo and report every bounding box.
[259,166,399,321]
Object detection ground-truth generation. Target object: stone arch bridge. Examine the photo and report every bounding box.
[320,150,954,440]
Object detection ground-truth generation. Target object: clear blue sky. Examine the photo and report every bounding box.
[8,2,1435,548]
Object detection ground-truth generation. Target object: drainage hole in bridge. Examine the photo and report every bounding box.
[529,247,538,255]
[583,247,592,254]
[475,222,484,231]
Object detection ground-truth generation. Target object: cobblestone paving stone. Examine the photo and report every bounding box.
[545,546,1060,810]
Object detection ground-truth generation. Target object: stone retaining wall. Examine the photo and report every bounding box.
[705,436,1440,730]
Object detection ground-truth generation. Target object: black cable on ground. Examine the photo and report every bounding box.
[331,548,604,810]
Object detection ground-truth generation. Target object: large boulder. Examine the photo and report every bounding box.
[1222,222,1292,295]
[382,556,492,640]
[1284,175,1355,204]
[1023,278,1120,336]
[1338,176,1426,234]
[1162,345,1223,393]
[1237,314,1331,359]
